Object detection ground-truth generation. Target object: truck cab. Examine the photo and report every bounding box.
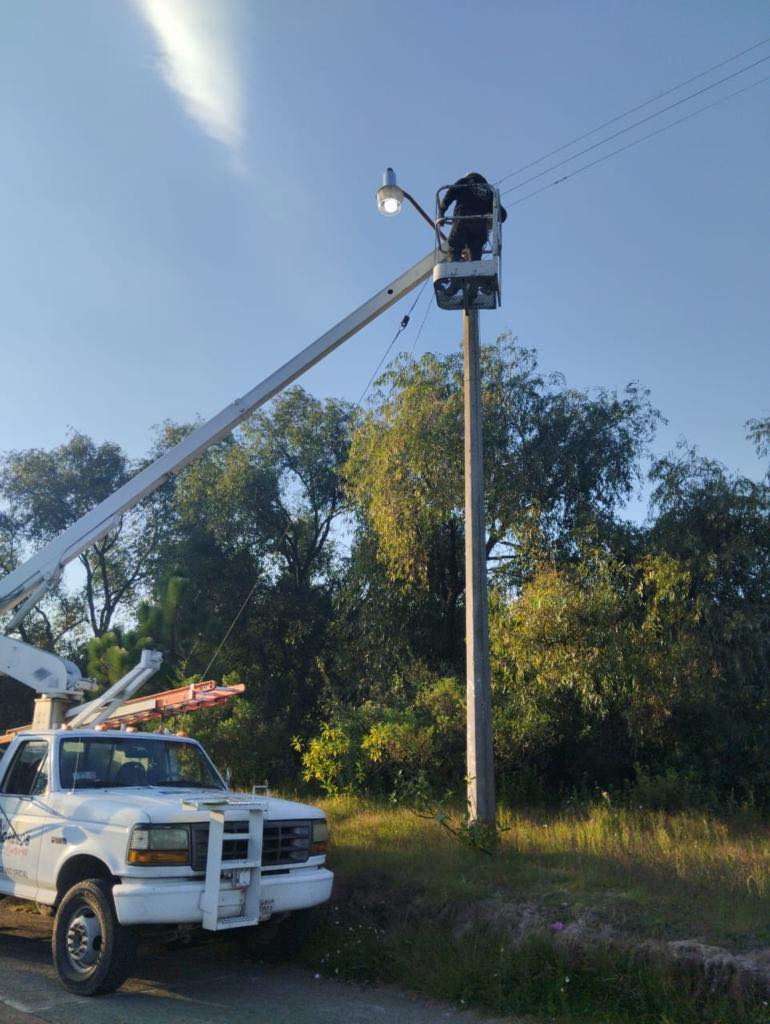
[0,728,332,995]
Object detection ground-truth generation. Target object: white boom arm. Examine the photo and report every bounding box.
[0,251,433,702]
[66,649,164,727]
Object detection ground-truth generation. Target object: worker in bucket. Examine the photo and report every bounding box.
[437,172,507,262]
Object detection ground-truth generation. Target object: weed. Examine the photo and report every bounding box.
[286,798,770,1022]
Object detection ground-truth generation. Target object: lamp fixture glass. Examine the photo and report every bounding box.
[376,167,404,216]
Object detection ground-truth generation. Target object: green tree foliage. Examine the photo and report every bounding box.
[0,510,17,575]
[162,687,269,790]
[746,414,770,474]
[297,670,465,796]
[110,388,358,780]
[646,447,770,802]
[0,502,82,661]
[0,432,163,638]
[489,541,703,797]
[1,343,767,810]
[346,336,659,592]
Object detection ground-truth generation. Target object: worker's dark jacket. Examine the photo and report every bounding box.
[438,174,508,224]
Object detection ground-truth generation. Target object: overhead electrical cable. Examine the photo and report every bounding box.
[494,34,770,187]
[354,277,430,410]
[408,288,434,358]
[202,281,434,672]
[498,51,770,198]
[502,73,770,206]
[200,575,264,680]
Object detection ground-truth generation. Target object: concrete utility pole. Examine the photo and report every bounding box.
[462,306,496,824]
[375,168,501,826]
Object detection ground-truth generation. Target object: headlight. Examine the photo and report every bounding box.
[127,825,190,865]
[311,819,329,855]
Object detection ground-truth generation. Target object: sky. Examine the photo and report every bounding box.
[1,1,768,523]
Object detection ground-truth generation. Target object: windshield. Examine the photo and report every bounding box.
[58,737,225,791]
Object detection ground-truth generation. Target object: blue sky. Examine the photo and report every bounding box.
[1,1,768,511]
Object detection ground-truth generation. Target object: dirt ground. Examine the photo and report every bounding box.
[0,902,509,1024]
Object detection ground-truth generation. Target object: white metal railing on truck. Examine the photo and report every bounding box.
[182,794,269,931]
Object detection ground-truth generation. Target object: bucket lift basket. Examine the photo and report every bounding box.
[433,182,503,311]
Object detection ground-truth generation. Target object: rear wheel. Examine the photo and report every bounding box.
[52,879,137,996]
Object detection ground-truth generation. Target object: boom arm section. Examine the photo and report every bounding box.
[0,636,87,696]
[0,252,433,623]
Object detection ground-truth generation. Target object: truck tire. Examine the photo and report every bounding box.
[52,879,137,996]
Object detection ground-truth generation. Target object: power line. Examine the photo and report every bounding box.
[408,287,434,358]
[494,34,770,187]
[200,277,433,677]
[503,72,770,206]
[199,574,263,680]
[354,278,430,410]
[498,51,770,199]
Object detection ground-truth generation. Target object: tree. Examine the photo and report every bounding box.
[0,509,17,576]
[0,432,164,639]
[346,337,658,586]
[646,445,770,802]
[344,337,659,667]
[746,414,770,474]
[0,505,82,657]
[489,538,702,797]
[124,389,357,778]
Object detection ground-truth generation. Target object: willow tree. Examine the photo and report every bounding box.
[345,335,659,596]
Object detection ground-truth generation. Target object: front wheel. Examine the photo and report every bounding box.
[52,879,137,996]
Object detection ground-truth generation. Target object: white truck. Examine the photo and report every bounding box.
[0,245,440,995]
[0,727,332,995]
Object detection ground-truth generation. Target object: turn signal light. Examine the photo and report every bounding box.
[127,825,190,866]
[127,849,189,865]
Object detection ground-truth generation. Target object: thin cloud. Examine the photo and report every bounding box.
[134,0,244,166]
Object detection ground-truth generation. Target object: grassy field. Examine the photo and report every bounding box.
[284,797,770,1023]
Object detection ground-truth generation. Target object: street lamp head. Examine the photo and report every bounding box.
[376,167,404,216]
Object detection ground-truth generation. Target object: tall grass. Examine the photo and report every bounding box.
[274,798,770,1022]
[319,798,769,946]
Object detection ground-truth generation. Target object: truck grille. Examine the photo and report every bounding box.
[190,819,312,872]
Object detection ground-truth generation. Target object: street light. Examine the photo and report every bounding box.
[376,168,437,232]
[376,168,403,216]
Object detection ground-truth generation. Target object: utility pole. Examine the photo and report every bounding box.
[462,306,496,825]
[375,167,500,826]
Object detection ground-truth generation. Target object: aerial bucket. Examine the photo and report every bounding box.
[433,182,502,311]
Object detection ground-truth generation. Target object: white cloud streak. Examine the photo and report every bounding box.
[133,0,244,165]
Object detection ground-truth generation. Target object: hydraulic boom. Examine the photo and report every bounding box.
[0,251,434,718]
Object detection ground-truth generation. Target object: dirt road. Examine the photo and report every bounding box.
[0,904,506,1024]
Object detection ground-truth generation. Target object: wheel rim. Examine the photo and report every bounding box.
[65,903,103,973]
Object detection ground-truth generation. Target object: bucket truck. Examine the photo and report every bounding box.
[0,251,437,996]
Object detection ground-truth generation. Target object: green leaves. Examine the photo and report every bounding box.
[345,336,659,590]
[2,338,767,809]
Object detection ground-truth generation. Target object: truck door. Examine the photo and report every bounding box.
[0,738,50,899]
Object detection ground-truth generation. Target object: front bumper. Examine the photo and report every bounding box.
[113,866,333,927]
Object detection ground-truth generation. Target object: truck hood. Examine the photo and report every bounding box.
[49,789,324,828]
